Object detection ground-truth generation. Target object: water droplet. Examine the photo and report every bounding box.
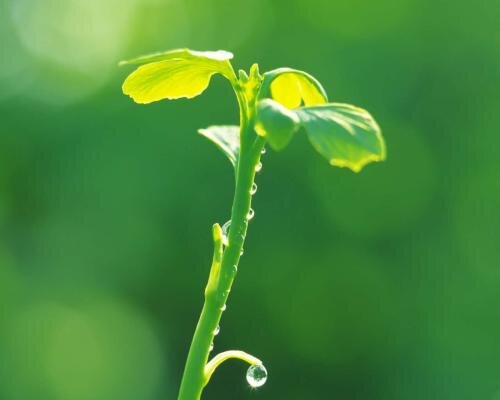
[250,183,258,195]
[240,249,244,256]
[209,342,214,352]
[220,304,227,312]
[247,209,255,220]
[221,220,231,246]
[213,325,220,336]
[261,147,266,155]
[255,162,262,173]
[222,220,231,235]
[233,265,238,273]
[246,364,267,388]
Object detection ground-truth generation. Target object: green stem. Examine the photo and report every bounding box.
[177,85,265,399]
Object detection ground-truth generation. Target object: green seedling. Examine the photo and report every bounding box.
[121,48,386,400]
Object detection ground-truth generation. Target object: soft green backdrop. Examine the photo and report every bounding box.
[1,0,499,399]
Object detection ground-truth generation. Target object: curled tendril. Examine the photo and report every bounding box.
[203,350,262,387]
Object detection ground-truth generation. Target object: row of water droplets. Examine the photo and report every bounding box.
[208,323,220,352]
[211,148,268,389]
[245,148,267,388]
[220,148,264,256]
[244,149,264,241]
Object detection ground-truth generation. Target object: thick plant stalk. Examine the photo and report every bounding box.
[177,97,265,399]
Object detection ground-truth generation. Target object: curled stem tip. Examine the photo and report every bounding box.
[203,350,262,387]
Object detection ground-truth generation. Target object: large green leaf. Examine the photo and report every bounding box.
[297,103,386,172]
[198,125,240,167]
[254,99,300,151]
[121,49,235,104]
[260,68,328,109]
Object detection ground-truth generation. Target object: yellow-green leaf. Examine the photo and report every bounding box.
[297,103,386,172]
[260,68,328,109]
[121,49,235,104]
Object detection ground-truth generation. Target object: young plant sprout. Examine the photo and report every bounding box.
[121,49,386,400]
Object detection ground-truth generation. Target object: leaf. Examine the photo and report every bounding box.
[260,68,328,109]
[119,48,233,66]
[121,49,235,104]
[254,99,300,151]
[198,125,240,167]
[296,103,386,172]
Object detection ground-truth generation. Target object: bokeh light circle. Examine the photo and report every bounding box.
[295,0,416,39]
[0,298,166,400]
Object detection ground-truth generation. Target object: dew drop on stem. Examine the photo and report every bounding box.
[221,220,231,246]
[246,364,267,388]
[220,304,227,312]
[219,289,230,303]
[261,147,266,155]
[250,183,257,195]
[255,162,262,173]
[247,209,255,221]
[209,342,214,352]
[213,325,220,336]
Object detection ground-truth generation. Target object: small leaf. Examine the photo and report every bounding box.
[297,103,386,172]
[255,99,300,151]
[198,125,240,167]
[121,49,235,104]
[260,68,328,109]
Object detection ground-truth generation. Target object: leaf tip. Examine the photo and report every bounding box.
[329,152,386,173]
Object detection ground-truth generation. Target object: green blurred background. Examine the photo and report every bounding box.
[1,0,499,399]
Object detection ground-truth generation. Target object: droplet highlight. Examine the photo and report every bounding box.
[246,364,267,388]
[220,304,227,312]
[250,183,258,195]
[221,220,231,246]
[247,209,255,220]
